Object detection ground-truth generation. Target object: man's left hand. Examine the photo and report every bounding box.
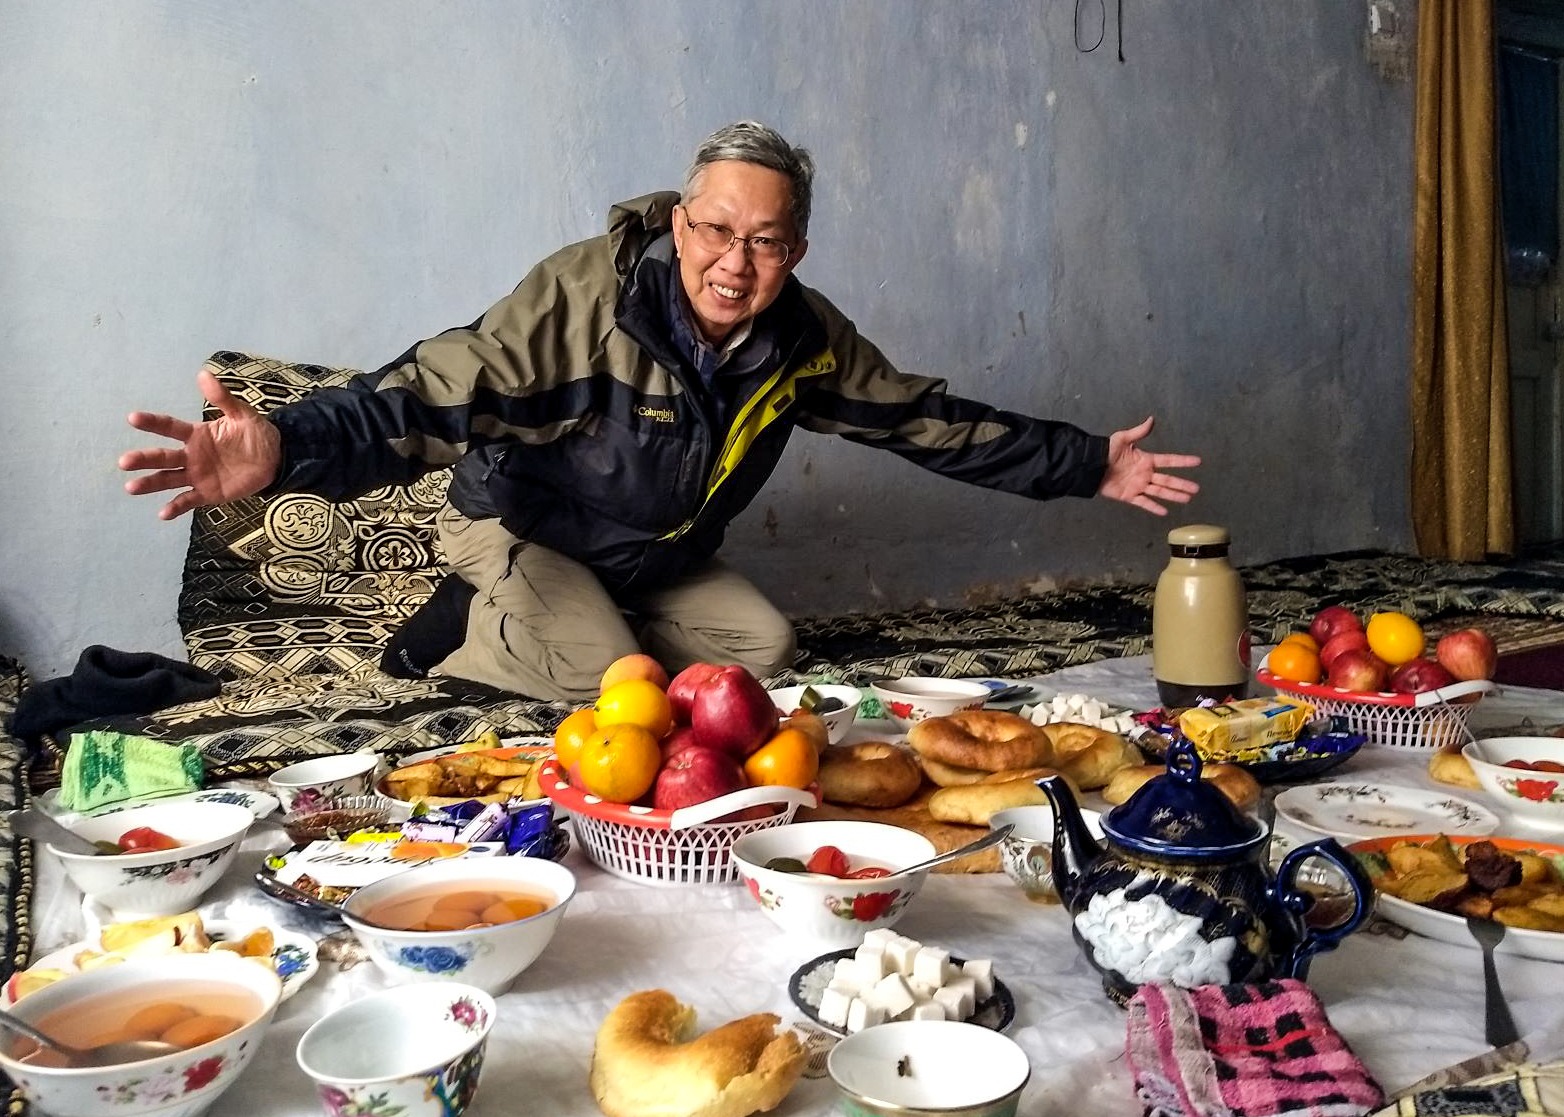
[1097,415,1201,515]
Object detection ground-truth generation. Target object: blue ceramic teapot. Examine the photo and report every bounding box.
[1038,737,1373,1005]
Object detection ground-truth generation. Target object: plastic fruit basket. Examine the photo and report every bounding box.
[1256,656,1494,751]
[539,760,816,887]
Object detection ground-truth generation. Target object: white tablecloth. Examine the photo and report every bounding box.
[23,654,1564,1116]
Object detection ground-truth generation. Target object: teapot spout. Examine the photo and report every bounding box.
[1036,774,1103,909]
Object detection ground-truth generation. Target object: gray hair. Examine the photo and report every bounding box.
[682,120,815,238]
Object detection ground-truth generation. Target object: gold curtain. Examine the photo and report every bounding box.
[1410,0,1514,558]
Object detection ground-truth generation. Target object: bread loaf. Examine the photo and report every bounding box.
[1428,745,1481,789]
[590,990,805,1117]
[927,768,1076,826]
[1101,762,1261,811]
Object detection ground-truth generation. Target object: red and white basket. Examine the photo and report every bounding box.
[1257,656,1495,751]
[539,760,816,886]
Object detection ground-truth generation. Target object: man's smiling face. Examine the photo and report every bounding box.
[672,160,808,346]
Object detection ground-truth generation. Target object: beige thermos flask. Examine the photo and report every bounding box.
[1152,524,1252,706]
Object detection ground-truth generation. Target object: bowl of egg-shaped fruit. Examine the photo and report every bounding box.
[731,820,938,946]
[340,854,578,994]
[0,951,283,1117]
[50,801,256,920]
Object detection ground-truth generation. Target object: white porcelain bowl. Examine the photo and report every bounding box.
[50,802,254,919]
[768,684,863,745]
[869,678,992,732]
[731,820,937,946]
[340,855,576,994]
[989,805,1102,903]
[1462,737,1564,828]
[828,1020,1031,1117]
[0,952,283,1117]
[266,752,380,814]
[297,981,495,1117]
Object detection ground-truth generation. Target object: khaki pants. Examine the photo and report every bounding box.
[431,504,797,701]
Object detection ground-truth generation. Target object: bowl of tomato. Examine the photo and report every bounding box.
[730,820,937,946]
[48,802,255,919]
[1461,737,1564,829]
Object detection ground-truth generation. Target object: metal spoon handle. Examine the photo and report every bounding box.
[0,1008,69,1054]
[0,809,102,856]
[1481,942,1520,1048]
[900,824,1013,875]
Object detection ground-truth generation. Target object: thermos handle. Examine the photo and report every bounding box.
[1269,837,1375,979]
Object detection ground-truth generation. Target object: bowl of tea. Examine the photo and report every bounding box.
[0,952,283,1117]
[340,854,577,994]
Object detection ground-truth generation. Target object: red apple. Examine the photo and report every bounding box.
[1318,630,1371,672]
[652,745,747,811]
[667,662,724,723]
[1309,605,1364,648]
[1388,657,1457,695]
[659,725,704,764]
[1435,628,1498,682]
[691,665,779,759]
[1328,648,1389,693]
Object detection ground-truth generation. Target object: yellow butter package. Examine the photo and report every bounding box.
[1177,697,1315,760]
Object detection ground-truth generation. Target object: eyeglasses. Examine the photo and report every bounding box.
[682,215,793,268]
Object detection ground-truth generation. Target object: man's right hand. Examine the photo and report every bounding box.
[119,369,283,520]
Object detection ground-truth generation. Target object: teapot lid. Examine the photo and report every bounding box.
[1102,737,1264,858]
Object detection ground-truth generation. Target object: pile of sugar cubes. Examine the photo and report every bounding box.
[1023,692,1137,734]
[816,928,995,1033]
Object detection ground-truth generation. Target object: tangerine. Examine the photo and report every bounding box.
[743,727,820,790]
[1365,611,1425,666]
[574,723,662,804]
[1279,632,1320,653]
[595,678,674,738]
[1267,641,1322,684]
[553,708,597,774]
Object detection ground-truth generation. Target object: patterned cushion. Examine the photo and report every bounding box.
[178,351,449,681]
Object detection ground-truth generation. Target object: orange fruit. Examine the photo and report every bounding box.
[595,678,674,738]
[743,728,820,790]
[1279,632,1320,653]
[1365,611,1425,666]
[553,708,597,774]
[599,653,670,693]
[1267,641,1322,684]
[574,723,662,804]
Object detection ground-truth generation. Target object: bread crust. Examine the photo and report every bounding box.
[1428,746,1481,789]
[1037,722,1142,790]
[1101,762,1261,811]
[818,741,924,808]
[906,710,1054,772]
[927,768,1072,826]
[590,990,805,1117]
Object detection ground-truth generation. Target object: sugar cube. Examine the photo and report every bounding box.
[885,935,921,975]
[933,984,974,1020]
[911,945,950,987]
[846,998,886,1034]
[862,927,900,949]
[819,987,855,1030]
[853,944,891,980]
[867,972,917,1019]
[909,999,947,1021]
[961,959,994,1000]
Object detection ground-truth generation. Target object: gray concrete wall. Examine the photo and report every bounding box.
[0,1,1416,679]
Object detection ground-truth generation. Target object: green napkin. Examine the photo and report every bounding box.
[56,731,205,813]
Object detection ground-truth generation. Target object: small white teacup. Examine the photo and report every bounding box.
[267,751,379,815]
[989,804,1102,904]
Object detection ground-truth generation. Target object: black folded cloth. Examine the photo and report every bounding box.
[7,646,222,740]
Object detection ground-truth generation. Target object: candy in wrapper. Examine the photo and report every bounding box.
[399,818,460,843]
[505,803,559,856]
[456,801,510,843]
[1177,697,1315,760]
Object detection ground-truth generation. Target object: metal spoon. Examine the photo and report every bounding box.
[895,824,1014,875]
[0,1008,177,1067]
[0,808,104,857]
[258,872,405,931]
[1465,915,1521,1049]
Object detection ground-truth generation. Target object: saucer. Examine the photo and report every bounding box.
[1274,781,1500,841]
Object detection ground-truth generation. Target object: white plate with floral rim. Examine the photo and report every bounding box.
[1274,781,1500,842]
[2,919,318,1007]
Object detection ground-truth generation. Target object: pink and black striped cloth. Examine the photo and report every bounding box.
[1126,980,1385,1117]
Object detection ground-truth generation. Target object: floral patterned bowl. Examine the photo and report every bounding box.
[340,855,577,994]
[296,982,495,1117]
[49,802,255,919]
[1462,737,1564,829]
[730,820,937,947]
[869,678,992,732]
[266,752,379,815]
[0,952,282,1117]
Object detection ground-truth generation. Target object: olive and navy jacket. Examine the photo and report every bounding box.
[267,192,1110,595]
